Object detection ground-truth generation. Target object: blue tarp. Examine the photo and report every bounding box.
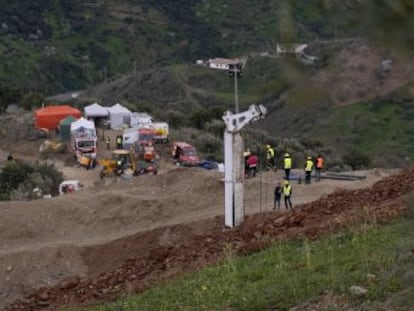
[199,160,219,170]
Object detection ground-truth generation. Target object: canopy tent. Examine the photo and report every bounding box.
[59,115,77,141]
[130,112,153,128]
[84,103,108,118]
[107,103,131,129]
[34,105,81,130]
[70,117,96,138]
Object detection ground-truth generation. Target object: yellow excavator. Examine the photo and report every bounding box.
[98,146,158,179]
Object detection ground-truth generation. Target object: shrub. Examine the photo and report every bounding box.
[21,92,45,111]
[188,109,213,129]
[194,132,222,156]
[342,149,371,170]
[165,109,186,129]
[205,119,225,137]
[0,161,63,200]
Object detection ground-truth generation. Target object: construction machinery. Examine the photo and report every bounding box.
[99,147,158,179]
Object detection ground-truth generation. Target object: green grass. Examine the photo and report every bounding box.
[71,210,414,311]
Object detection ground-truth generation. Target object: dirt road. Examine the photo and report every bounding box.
[0,165,397,309]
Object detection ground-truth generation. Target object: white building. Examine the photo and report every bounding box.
[207,58,243,71]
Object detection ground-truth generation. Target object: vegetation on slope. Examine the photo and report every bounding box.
[83,203,414,311]
[0,0,357,94]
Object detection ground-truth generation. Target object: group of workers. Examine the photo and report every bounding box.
[244,144,325,210]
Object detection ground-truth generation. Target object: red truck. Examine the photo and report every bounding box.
[172,142,200,167]
[138,127,155,146]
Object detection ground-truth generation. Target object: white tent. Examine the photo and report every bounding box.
[130,112,153,128]
[84,103,108,118]
[70,117,97,137]
[107,103,131,129]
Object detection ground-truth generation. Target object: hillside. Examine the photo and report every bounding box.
[78,39,414,167]
[0,0,356,93]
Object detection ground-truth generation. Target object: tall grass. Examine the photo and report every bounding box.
[78,214,414,311]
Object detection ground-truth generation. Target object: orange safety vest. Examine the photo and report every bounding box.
[316,157,324,169]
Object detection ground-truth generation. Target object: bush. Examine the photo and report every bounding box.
[342,149,371,170]
[21,92,45,111]
[194,132,222,156]
[0,161,63,200]
[187,109,213,129]
[165,109,186,129]
[205,119,225,137]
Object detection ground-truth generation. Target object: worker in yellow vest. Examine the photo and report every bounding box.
[283,153,292,180]
[283,180,293,209]
[305,156,314,184]
[266,144,275,171]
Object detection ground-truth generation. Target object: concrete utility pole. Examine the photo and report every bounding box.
[228,63,242,113]
[223,105,267,227]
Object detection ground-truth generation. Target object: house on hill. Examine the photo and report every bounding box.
[207,58,243,71]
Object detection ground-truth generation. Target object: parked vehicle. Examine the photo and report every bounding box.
[70,118,97,162]
[59,180,84,195]
[99,148,158,179]
[138,127,155,146]
[152,122,169,144]
[172,141,200,167]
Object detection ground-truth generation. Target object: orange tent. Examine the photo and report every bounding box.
[34,105,82,130]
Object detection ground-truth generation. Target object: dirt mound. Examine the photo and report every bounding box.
[313,41,414,106]
[5,168,414,311]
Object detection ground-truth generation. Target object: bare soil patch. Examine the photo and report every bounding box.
[1,165,409,310]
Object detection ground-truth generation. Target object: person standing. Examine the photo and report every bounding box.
[246,152,258,178]
[305,156,314,184]
[116,135,123,149]
[283,180,293,210]
[266,144,275,171]
[106,136,111,150]
[274,182,282,209]
[243,148,251,177]
[315,154,324,181]
[283,153,292,180]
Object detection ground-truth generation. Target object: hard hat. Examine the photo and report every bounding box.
[266,144,271,149]
[307,156,312,160]
[284,153,290,157]
[284,180,289,185]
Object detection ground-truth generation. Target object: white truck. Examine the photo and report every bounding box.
[151,122,169,144]
[70,117,98,162]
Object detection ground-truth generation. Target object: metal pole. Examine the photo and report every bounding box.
[234,68,239,113]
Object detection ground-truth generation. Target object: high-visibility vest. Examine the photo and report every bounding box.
[267,147,275,159]
[284,157,292,169]
[283,185,292,196]
[316,157,324,169]
[116,137,122,144]
[305,159,313,172]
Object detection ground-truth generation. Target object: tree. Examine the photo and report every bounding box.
[0,161,63,200]
[21,92,45,111]
[0,84,23,114]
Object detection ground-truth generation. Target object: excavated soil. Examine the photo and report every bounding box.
[2,166,413,311]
